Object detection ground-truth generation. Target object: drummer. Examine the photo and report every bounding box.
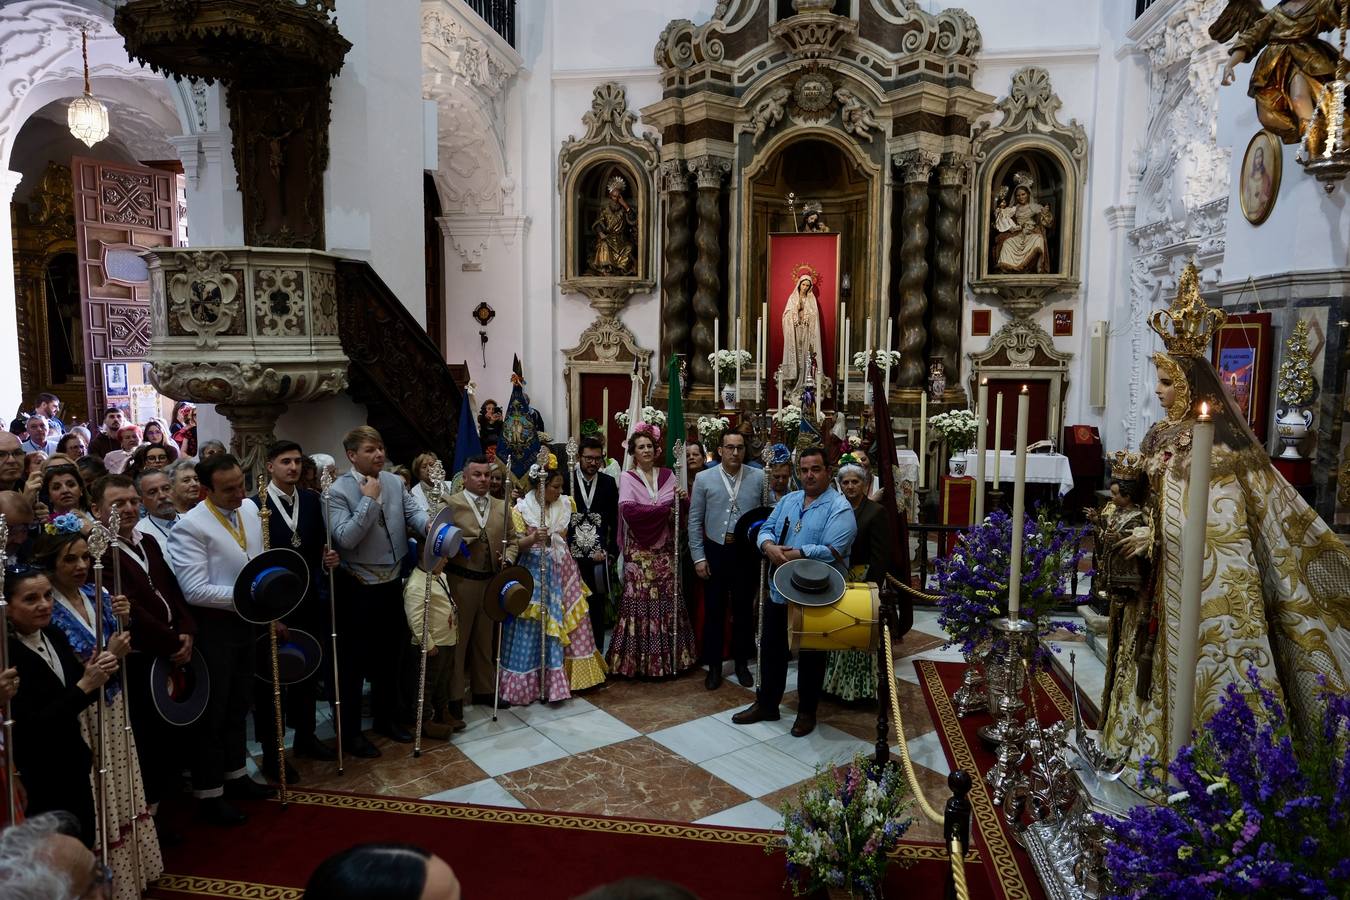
[732,447,856,738]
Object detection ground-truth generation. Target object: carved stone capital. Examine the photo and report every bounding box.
[969,277,1078,321]
[660,159,690,193]
[689,155,732,190]
[937,153,972,188]
[894,150,940,184]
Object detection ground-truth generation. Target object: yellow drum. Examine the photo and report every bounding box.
[787,582,879,653]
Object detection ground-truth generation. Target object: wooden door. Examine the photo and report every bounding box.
[72,157,180,421]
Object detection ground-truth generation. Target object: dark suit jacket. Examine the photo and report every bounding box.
[117,536,197,658]
[851,499,892,584]
[9,627,98,792]
[569,471,619,557]
[254,487,329,627]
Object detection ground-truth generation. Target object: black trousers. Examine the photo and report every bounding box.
[252,663,319,762]
[702,539,758,666]
[334,572,408,742]
[756,599,826,715]
[577,555,610,648]
[192,613,255,797]
[127,653,191,807]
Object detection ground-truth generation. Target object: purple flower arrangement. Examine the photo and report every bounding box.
[1100,665,1350,899]
[776,754,913,898]
[934,508,1086,656]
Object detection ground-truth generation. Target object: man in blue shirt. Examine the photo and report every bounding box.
[733,447,856,737]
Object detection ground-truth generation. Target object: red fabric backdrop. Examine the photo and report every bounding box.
[767,233,840,400]
[579,372,635,459]
[987,379,1050,447]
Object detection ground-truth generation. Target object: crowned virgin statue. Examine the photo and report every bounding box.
[992,173,1054,274]
[780,267,826,401]
[1099,262,1350,766]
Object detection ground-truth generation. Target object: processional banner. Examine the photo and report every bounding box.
[767,233,840,406]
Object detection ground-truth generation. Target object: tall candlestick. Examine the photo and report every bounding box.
[1171,403,1213,761]
[761,302,768,389]
[974,378,988,524]
[735,316,743,403]
[842,316,850,407]
[1048,391,1059,448]
[992,391,1004,485]
[918,390,927,489]
[714,318,721,404]
[865,316,873,362]
[602,388,610,457]
[838,301,846,382]
[755,318,764,401]
[777,368,784,412]
[883,318,894,394]
[1007,385,1030,619]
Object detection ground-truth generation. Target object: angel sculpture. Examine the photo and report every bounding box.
[834,89,879,141]
[749,87,791,144]
[1214,0,1345,145]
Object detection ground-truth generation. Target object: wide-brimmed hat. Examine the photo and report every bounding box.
[254,627,322,685]
[150,649,211,726]
[772,558,846,607]
[232,548,308,624]
[423,507,466,570]
[733,506,777,551]
[483,565,535,622]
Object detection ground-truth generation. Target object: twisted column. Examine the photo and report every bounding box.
[660,160,693,369]
[932,153,970,393]
[895,150,939,388]
[688,156,730,385]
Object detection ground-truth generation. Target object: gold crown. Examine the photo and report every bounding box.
[1148,261,1226,357]
[1109,450,1143,481]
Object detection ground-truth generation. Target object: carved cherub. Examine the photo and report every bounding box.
[834,89,878,141]
[749,87,791,143]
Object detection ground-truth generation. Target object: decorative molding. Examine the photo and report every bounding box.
[768,7,858,60]
[562,314,653,437]
[689,154,732,189]
[968,318,1073,435]
[895,149,940,184]
[166,251,244,350]
[420,5,519,100]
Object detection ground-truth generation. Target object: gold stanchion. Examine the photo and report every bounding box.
[492,456,512,722]
[414,460,445,757]
[86,523,113,863]
[755,444,773,680]
[108,508,142,887]
[533,448,550,702]
[257,475,288,807]
[672,439,685,675]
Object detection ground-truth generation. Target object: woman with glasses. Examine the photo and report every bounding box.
[124,442,177,483]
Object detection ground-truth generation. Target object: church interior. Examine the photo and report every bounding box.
[1,0,1349,898]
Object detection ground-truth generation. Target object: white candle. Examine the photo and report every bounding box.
[1007,385,1030,619]
[974,378,988,524]
[842,316,850,407]
[735,316,743,403]
[602,388,610,457]
[1171,403,1213,761]
[883,318,894,395]
[838,302,845,381]
[761,302,768,388]
[1049,391,1059,447]
[918,390,927,489]
[755,317,764,401]
[714,318,721,403]
[865,317,873,361]
[777,368,784,412]
[992,391,1004,486]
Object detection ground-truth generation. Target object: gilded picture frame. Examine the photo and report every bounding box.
[1239,130,1281,227]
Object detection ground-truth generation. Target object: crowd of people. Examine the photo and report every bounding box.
[0,390,896,899]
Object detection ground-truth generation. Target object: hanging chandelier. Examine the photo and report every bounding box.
[1298,0,1350,192]
[67,27,109,148]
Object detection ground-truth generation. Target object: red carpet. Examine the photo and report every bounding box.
[148,789,966,899]
[913,659,1089,900]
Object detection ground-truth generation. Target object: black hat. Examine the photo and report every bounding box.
[232,548,308,624]
[150,649,211,726]
[255,627,322,685]
[483,565,535,623]
[423,508,466,570]
[733,506,777,551]
[772,558,846,607]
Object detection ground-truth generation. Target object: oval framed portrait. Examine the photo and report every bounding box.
[1240,130,1281,226]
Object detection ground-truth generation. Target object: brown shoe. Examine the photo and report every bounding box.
[790,712,817,737]
[731,703,780,725]
[422,719,452,740]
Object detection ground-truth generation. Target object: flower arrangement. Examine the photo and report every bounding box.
[773,405,803,430]
[709,348,753,378]
[927,409,978,454]
[44,513,84,536]
[697,415,730,442]
[777,754,913,898]
[1100,666,1350,899]
[934,508,1085,655]
[851,350,901,372]
[614,406,667,432]
[1276,320,1317,408]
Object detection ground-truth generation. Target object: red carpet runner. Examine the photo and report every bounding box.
[148,789,968,899]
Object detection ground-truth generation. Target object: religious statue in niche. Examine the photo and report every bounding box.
[1214,0,1345,145]
[800,200,829,233]
[781,264,826,399]
[991,172,1055,274]
[586,175,638,276]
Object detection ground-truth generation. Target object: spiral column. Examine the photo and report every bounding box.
[660,160,693,368]
[689,156,731,385]
[894,150,939,388]
[931,153,970,395]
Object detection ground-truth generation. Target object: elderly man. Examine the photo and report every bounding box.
[0,812,109,899]
[87,407,126,459]
[134,468,180,551]
[0,432,25,492]
[20,416,58,455]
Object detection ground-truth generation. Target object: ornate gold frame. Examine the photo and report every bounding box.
[1239,129,1281,227]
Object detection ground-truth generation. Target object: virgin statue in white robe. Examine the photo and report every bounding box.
[780,273,824,400]
[993,184,1053,274]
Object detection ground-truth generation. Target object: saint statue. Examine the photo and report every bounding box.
[780,268,825,401]
[1099,262,1350,768]
[800,200,829,233]
[992,174,1054,274]
[586,175,638,276]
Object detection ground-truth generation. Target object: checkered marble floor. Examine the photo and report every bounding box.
[246,607,1090,844]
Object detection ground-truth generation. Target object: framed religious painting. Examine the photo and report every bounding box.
[1239,131,1281,226]
[767,233,840,408]
[1211,311,1273,441]
[970,309,992,337]
[1052,309,1073,337]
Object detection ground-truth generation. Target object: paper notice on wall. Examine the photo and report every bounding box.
[131,384,160,425]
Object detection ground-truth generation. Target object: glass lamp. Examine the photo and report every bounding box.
[67,28,109,148]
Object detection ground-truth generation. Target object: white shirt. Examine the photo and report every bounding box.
[135,512,179,553]
[168,498,263,611]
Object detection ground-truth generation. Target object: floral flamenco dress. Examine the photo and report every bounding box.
[498,493,607,705]
[51,583,163,900]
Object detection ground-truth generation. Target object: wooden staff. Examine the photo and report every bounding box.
[108,508,142,886]
[0,514,16,825]
[86,523,113,863]
[756,443,773,679]
[257,475,288,807]
[672,439,685,675]
[534,447,550,703]
[319,470,343,774]
[493,456,512,722]
[414,460,445,758]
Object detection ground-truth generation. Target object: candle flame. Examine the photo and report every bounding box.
[1199,401,1210,420]
[1020,384,1029,394]
[980,377,988,386]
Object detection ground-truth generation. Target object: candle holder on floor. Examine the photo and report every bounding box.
[952,651,988,717]
[981,616,1037,805]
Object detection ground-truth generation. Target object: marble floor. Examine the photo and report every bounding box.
[244,607,997,842]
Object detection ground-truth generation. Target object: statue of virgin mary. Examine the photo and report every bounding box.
[1100,262,1350,768]
[780,269,825,401]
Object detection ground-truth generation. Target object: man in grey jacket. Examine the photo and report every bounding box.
[328,425,429,757]
[688,430,765,690]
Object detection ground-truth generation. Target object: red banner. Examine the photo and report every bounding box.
[766,233,840,405]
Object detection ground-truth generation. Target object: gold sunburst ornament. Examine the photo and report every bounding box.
[1148,261,1226,358]
[67,27,109,148]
